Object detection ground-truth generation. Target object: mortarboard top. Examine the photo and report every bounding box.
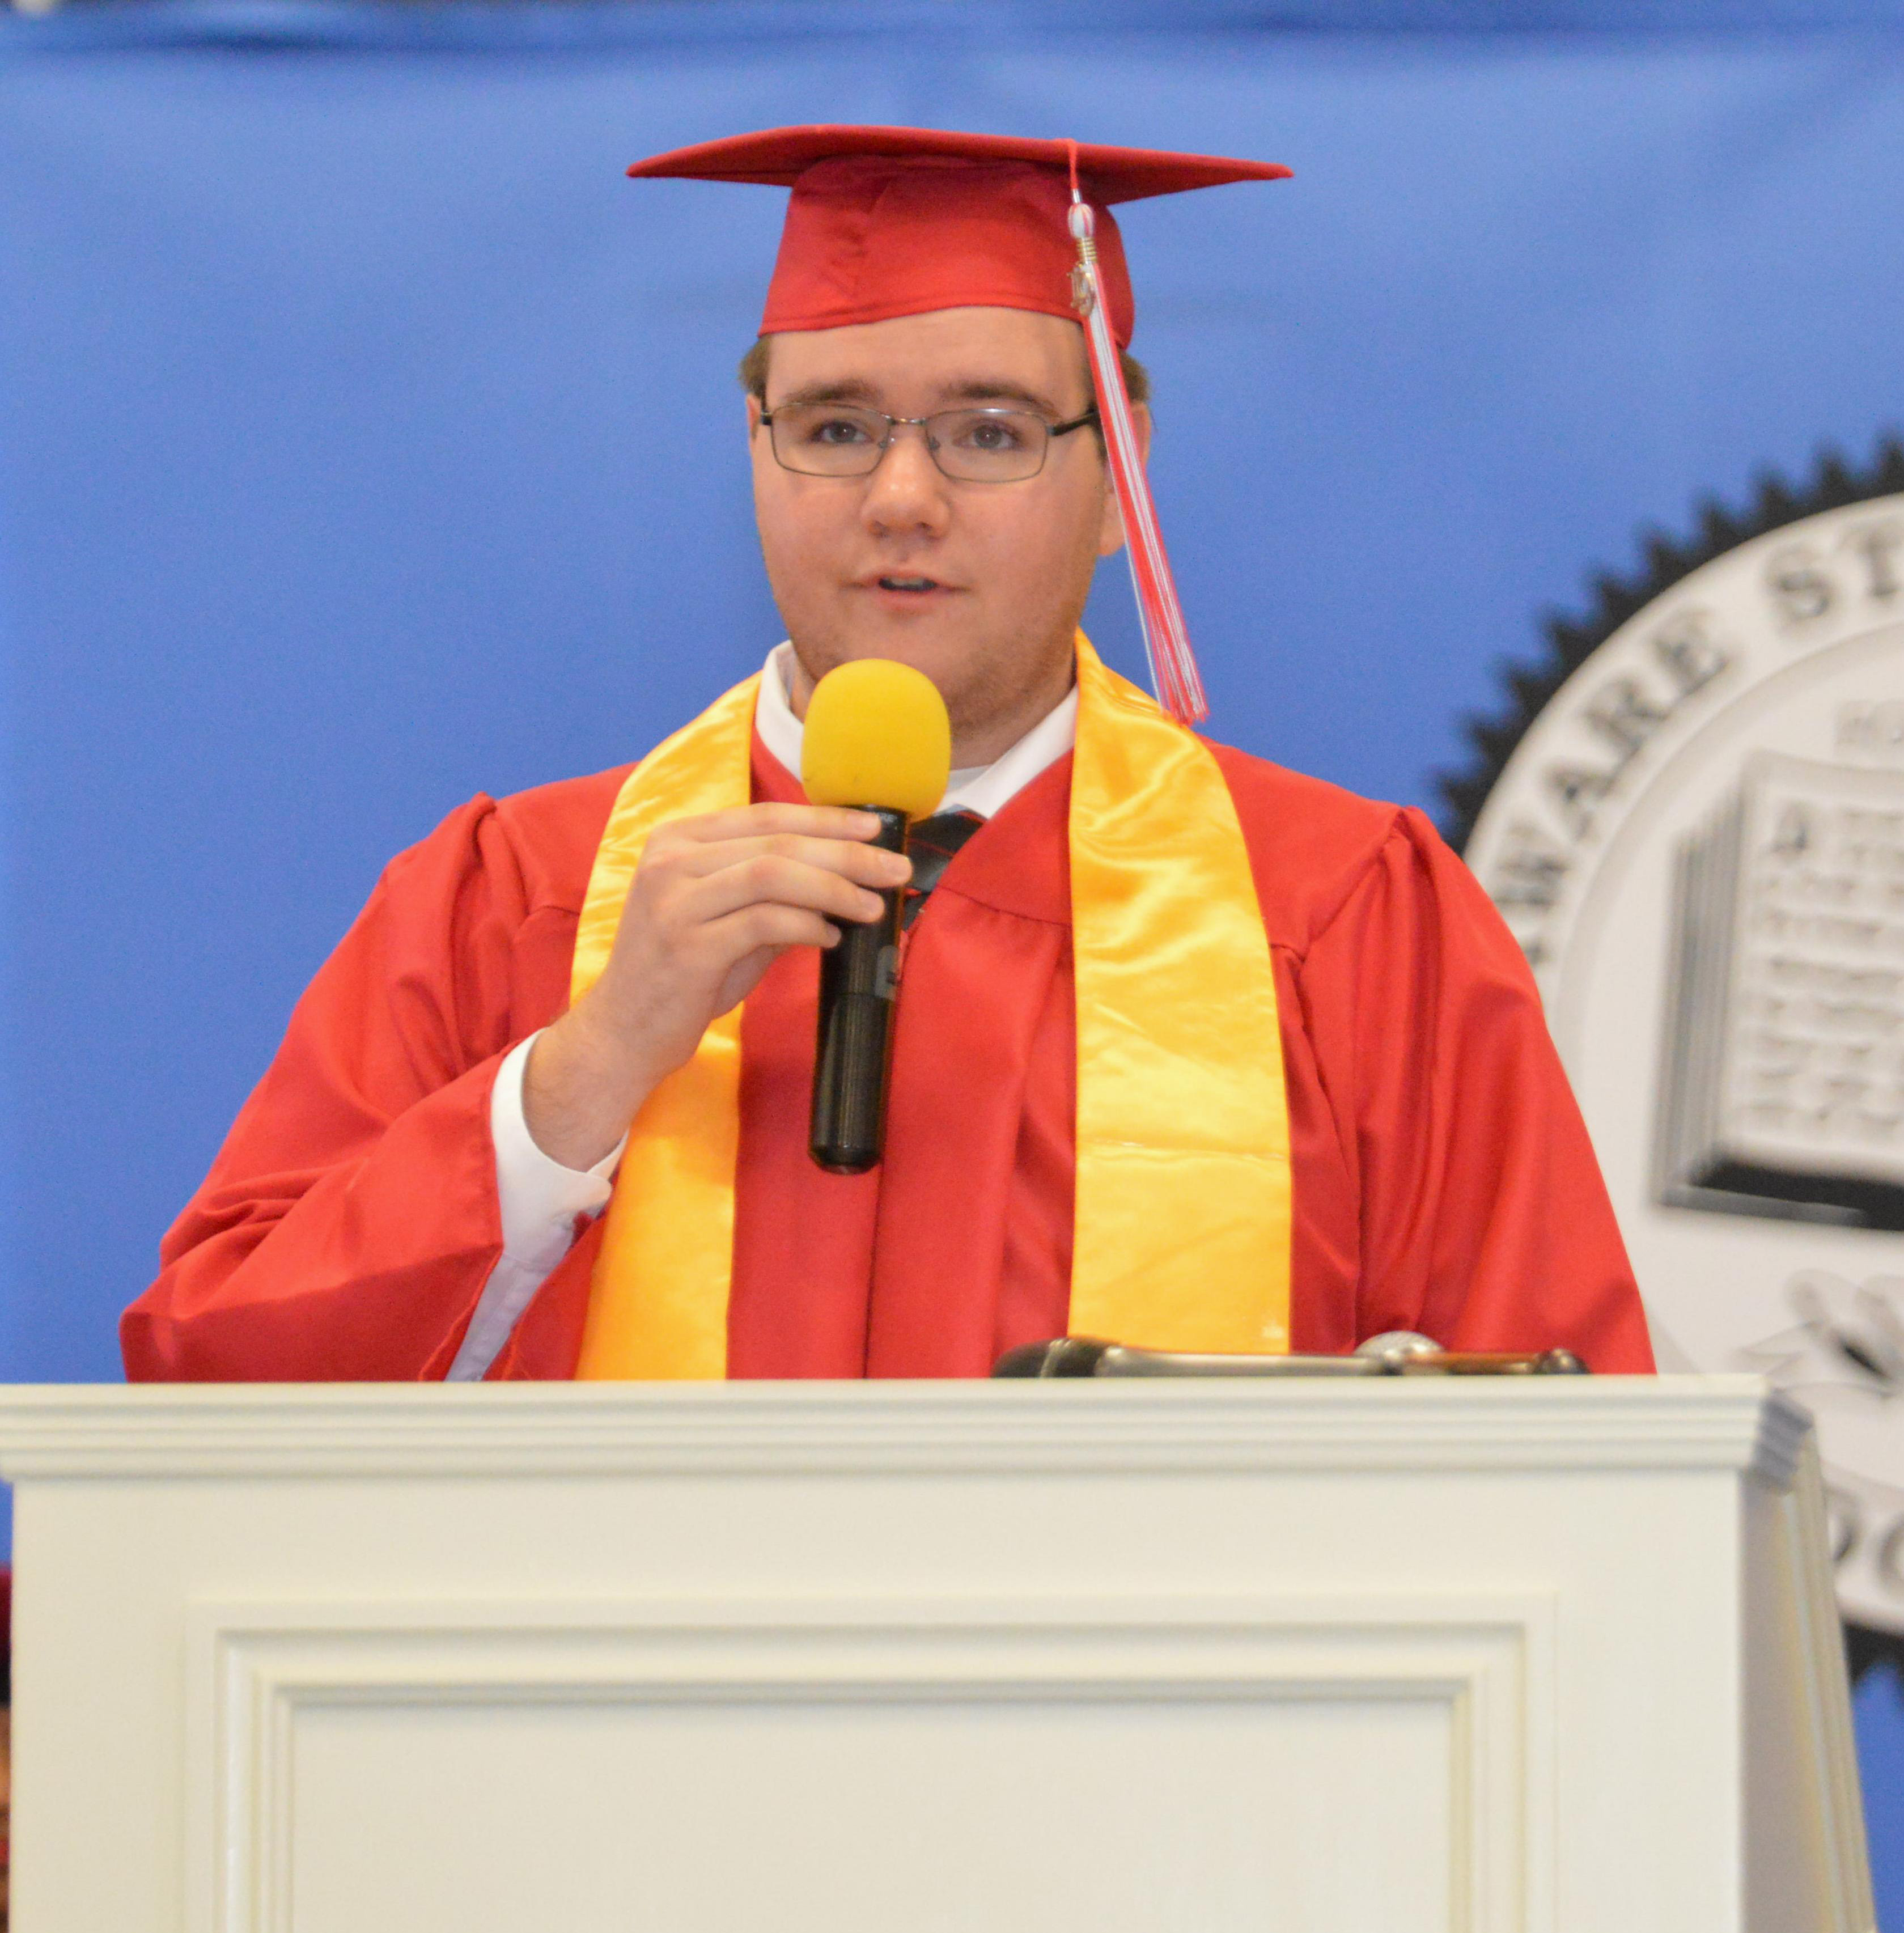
[627,125,1290,350]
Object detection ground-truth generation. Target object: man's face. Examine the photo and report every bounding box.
[747,306,1134,755]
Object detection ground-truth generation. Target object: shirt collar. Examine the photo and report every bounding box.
[753,642,1077,820]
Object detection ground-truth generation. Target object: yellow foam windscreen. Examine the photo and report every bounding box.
[802,658,952,819]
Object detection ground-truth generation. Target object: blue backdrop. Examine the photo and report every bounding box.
[5,0,1904,1906]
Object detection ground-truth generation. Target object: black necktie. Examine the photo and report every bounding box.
[902,809,986,930]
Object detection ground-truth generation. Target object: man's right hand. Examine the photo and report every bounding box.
[521,803,911,1172]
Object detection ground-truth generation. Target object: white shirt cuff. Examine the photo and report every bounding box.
[491,1031,624,1267]
[444,1033,625,1383]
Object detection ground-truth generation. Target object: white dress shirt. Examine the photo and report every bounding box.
[445,645,1077,1380]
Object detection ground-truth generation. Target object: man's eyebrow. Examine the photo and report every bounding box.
[767,376,1076,416]
[940,378,1068,415]
[769,379,881,408]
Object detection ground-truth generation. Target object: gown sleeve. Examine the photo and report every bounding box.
[1297,807,1656,1372]
[120,797,557,1382]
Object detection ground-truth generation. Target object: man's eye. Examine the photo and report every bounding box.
[949,413,1032,453]
[807,416,875,446]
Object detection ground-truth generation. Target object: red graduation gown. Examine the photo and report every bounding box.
[121,734,1654,1381]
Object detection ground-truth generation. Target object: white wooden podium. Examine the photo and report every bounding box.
[0,1376,1872,1932]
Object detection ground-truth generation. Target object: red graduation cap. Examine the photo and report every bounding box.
[627,126,1291,724]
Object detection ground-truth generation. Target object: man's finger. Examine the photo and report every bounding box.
[679,854,889,929]
[653,832,911,888]
[664,803,884,846]
[703,902,842,959]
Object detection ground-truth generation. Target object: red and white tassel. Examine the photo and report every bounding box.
[1066,171,1208,726]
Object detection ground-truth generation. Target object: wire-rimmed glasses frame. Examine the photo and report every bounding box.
[758,399,1100,483]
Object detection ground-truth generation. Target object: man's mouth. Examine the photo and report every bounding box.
[874,575,942,594]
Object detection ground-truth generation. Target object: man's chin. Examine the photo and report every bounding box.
[794,616,978,691]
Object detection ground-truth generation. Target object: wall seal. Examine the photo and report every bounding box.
[1447,442,1904,1667]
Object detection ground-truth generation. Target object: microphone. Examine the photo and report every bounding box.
[990,1333,1590,1376]
[801,658,952,1174]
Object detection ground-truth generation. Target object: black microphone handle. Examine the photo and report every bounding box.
[809,806,908,1174]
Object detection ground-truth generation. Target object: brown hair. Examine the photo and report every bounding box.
[737,334,1150,414]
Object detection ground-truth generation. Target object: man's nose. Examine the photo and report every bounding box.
[861,424,952,536]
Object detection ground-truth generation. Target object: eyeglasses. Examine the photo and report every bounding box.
[758,401,1100,483]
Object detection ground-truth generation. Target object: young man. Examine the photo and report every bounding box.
[122,128,1653,1382]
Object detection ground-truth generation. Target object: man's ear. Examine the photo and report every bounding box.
[746,393,764,435]
[1095,402,1152,558]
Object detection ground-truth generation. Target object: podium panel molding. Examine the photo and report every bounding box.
[186,1588,1557,1933]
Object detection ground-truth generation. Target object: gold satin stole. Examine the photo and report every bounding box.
[568,637,1291,1376]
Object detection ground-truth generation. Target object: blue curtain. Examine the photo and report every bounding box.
[4,0,1903,1903]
